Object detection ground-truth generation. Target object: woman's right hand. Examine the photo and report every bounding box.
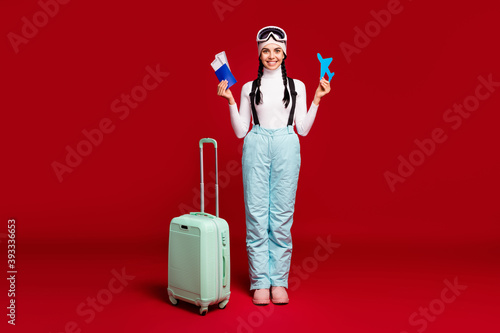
[217,80,235,105]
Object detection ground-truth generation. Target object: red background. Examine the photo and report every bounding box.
[1,0,499,332]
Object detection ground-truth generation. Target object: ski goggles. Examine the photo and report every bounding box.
[256,26,287,44]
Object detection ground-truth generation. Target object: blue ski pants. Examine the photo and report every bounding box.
[242,125,301,290]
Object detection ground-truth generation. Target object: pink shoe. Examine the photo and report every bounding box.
[252,288,270,305]
[271,286,289,304]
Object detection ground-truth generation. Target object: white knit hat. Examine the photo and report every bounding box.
[256,26,287,56]
[258,36,287,56]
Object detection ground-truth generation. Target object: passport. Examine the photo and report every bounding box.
[215,63,237,89]
[211,51,237,89]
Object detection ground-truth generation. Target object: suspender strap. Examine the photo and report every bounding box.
[249,77,297,127]
[249,79,260,126]
[287,77,297,127]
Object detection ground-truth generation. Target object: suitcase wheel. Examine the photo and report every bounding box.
[169,295,178,306]
[218,300,229,309]
[200,307,208,316]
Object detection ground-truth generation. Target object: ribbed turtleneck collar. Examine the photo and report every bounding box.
[262,65,283,79]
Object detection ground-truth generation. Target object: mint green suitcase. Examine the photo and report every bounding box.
[167,138,230,315]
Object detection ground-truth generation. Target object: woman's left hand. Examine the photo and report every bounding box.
[313,78,331,105]
[315,78,331,98]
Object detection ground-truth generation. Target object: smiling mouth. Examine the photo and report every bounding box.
[267,61,277,65]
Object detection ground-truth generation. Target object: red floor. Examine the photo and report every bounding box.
[5,235,499,333]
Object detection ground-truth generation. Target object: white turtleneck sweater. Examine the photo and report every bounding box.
[228,66,319,138]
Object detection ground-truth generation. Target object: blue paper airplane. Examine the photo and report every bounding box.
[317,53,334,82]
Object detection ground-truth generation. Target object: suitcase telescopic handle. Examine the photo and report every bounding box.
[199,138,219,217]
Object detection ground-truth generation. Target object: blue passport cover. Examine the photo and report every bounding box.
[215,63,237,89]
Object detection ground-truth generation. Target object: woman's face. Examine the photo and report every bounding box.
[260,44,284,70]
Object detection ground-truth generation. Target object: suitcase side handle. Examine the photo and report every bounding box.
[199,138,219,217]
[223,247,229,287]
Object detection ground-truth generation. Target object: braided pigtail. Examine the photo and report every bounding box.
[255,59,264,105]
[281,58,290,108]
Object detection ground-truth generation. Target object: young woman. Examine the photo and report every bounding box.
[217,26,331,305]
